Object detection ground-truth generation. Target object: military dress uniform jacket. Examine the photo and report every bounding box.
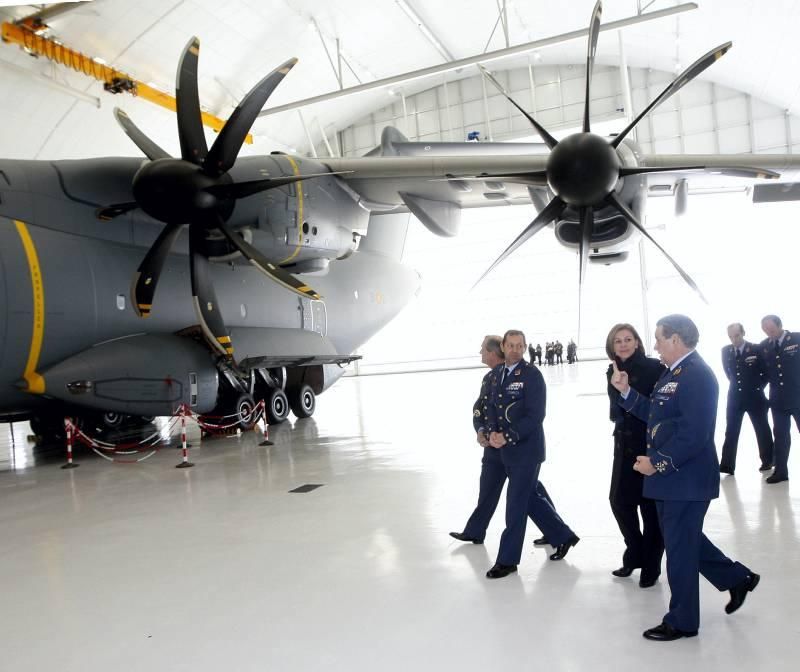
[486,360,546,466]
[760,332,800,411]
[606,351,666,504]
[619,351,720,502]
[473,369,502,464]
[722,341,768,410]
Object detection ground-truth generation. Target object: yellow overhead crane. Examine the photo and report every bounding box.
[1,19,253,144]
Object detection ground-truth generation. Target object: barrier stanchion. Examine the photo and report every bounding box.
[61,418,79,469]
[259,406,274,446]
[176,405,194,469]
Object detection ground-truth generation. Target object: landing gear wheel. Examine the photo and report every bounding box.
[233,393,257,431]
[266,388,290,425]
[289,384,315,419]
[100,412,125,431]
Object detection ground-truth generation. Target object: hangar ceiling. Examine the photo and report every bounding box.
[0,0,799,160]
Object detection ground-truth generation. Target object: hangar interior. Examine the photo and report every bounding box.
[0,1,798,670]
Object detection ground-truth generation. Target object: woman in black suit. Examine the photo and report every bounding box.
[605,323,666,587]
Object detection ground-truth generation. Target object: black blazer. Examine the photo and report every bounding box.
[606,350,665,504]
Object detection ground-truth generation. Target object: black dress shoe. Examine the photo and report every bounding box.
[759,463,774,472]
[532,536,549,546]
[719,465,734,475]
[725,573,760,614]
[486,563,517,579]
[549,535,579,561]
[611,566,634,578]
[766,474,788,484]
[642,622,697,641]
[639,577,659,588]
[449,531,483,544]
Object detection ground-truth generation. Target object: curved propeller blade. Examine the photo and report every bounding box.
[619,165,780,180]
[606,192,707,304]
[96,202,139,221]
[583,1,603,133]
[477,64,558,150]
[214,216,322,300]
[131,222,184,317]
[176,36,208,165]
[204,171,353,201]
[189,225,233,357]
[473,196,567,288]
[578,206,593,291]
[577,206,593,339]
[113,108,171,160]
[612,42,732,148]
[204,58,299,176]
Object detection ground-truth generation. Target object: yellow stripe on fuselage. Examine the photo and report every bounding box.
[279,156,304,264]
[14,220,46,394]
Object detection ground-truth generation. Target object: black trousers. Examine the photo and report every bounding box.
[610,498,663,581]
[720,400,774,471]
[771,407,800,480]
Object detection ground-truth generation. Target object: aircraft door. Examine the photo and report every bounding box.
[300,298,327,337]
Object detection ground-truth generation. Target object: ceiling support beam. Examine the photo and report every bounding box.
[394,0,455,63]
[257,2,699,120]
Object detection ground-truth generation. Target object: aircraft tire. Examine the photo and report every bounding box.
[233,393,257,431]
[288,384,315,419]
[265,388,290,425]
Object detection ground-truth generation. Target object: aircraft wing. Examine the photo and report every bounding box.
[638,153,800,182]
[322,154,549,211]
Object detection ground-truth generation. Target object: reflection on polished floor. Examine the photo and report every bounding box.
[1,362,797,671]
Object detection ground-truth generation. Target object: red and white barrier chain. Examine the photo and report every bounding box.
[61,399,269,467]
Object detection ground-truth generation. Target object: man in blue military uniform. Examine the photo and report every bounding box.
[719,323,774,474]
[760,314,800,484]
[610,314,759,641]
[482,330,579,579]
[450,335,578,554]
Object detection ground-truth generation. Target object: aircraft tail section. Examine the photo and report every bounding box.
[364,125,546,158]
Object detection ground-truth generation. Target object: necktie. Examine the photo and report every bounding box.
[502,367,510,384]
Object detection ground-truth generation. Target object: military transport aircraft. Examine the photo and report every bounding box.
[1,0,799,443]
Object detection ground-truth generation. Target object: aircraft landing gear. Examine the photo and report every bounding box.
[265,388,290,424]
[288,384,316,419]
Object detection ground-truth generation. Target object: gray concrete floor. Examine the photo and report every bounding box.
[0,362,797,671]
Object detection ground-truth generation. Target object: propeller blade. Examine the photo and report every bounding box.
[473,196,567,288]
[477,64,558,150]
[619,165,780,180]
[606,192,708,304]
[96,202,139,221]
[204,171,353,201]
[189,225,233,357]
[131,222,184,317]
[577,206,593,339]
[583,1,603,133]
[612,42,732,148]
[176,36,208,165]
[113,108,171,160]
[204,58,298,176]
[214,216,322,301]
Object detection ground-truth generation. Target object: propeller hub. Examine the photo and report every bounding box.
[546,133,620,207]
[133,159,219,224]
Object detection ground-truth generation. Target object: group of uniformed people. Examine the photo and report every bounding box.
[527,339,578,366]
[720,315,799,485]
[449,313,798,641]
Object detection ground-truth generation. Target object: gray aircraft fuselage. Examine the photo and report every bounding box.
[0,153,420,422]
